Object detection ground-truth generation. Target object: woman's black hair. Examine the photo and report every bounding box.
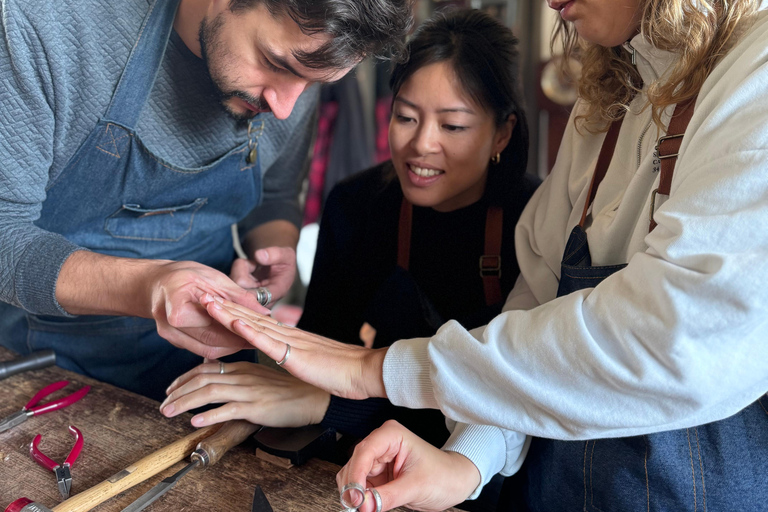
[389,9,529,206]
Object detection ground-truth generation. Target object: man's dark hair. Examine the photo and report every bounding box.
[229,0,413,70]
[389,9,529,205]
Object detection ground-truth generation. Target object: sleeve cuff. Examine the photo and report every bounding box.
[383,337,438,410]
[442,423,507,500]
[16,233,84,316]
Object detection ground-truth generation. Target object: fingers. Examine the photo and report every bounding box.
[254,246,295,267]
[230,258,258,289]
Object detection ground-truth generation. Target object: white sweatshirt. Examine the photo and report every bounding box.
[387,6,768,492]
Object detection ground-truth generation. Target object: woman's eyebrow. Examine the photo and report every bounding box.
[394,96,476,115]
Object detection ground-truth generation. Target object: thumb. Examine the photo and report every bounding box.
[360,481,419,512]
[254,248,272,265]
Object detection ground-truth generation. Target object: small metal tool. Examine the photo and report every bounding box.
[29,425,84,499]
[0,381,90,433]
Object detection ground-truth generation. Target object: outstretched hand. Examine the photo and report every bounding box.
[337,420,481,512]
[199,294,388,401]
[148,261,270,359]
[159,360,330,428]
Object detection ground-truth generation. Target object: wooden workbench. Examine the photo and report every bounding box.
[0,347,457,511]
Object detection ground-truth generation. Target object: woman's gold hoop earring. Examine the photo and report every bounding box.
[491,153,501,165]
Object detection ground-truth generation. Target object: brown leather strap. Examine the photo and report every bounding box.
[397,198,413,270]
[396,198,504,305]
[481,206,503,306]
[579,119,624,228]
[650,97,697,231]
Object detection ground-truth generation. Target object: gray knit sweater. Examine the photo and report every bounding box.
[0,0,318,315]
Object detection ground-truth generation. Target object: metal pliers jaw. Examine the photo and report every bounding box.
[29,425,84,500]
[0,410,34,433]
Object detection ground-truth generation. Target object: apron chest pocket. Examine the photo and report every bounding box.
[105,198,208,242]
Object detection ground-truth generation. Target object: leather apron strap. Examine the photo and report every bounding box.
[397,198,503,306]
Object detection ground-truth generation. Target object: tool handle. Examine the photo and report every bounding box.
[64,425,84,467]
[26,381,68,409]
[194,420,260,466]
[50,424,222,512]
[30,434,60,472]
[0,350,56,381]
[32,385,91,416]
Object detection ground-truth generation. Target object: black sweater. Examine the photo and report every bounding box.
[297,161,540,446]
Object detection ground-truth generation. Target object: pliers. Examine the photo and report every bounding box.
[29,425,84,499]
[0,381,90,433]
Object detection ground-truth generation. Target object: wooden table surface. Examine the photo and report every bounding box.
[0,347,456,512]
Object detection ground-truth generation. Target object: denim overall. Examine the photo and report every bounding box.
[516,108,768,511]
[0,0,262,400]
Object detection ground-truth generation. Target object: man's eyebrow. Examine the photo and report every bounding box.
[263,47,308,80]
[394,96,476,115]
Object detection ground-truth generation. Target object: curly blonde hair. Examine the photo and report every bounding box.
[556,0,761,131]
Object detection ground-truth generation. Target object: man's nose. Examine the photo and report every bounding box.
[263,80,310,120]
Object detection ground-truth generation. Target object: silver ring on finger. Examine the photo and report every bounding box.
[219,361,225,374]
[340,482,366,510]
[275,343,291,367]
[255,286,272,307]
[368,488,382,512]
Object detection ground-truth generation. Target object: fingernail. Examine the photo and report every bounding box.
[256,249,268,262]
[211,301,222,310]
[191,415,205,427]
[162,403,175,416]
[201,293,214,304]
[213,295,224,303]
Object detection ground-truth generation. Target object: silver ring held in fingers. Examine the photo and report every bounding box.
[340,482,366,510]
[255,286,272,307]
[368,488,382,512]
[275,344,291,366]
[219,361,225,374]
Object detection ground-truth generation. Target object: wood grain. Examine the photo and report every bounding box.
[0,347,457,511]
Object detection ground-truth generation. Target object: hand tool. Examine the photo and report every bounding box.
[251,485,273,512]
[4,424,222,512]
[0,381,90,433]
[0,351,56,381]
[120,420,261,512]
[29,425,84,500]
[253,424,337,466]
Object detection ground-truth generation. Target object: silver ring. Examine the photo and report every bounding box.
[219,361,225,374]
[368,488,382,512]
[340,482,365,509]
[255,287,272,307]
[275,344,291,366]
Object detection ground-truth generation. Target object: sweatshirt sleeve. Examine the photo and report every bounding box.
[383,19,768,447]
[0,4,84,316]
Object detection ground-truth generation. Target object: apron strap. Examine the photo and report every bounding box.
[397,198,503,306]
[649,97,697,231]
[103,0,181,129]
[481,206,503,306]
[579,119,623,228]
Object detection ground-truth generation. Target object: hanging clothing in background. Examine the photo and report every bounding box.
[303,74,373,226]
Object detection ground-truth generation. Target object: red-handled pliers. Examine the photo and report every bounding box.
[0,381,91,433]
[29,425,84,499]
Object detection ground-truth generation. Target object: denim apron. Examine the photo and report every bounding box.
[516,104,768,511]
[0,0,262,400]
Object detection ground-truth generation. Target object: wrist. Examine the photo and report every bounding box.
[362,347,389,399]
[56,252,169,317]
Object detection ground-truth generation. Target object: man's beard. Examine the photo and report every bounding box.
[199,14,270,121]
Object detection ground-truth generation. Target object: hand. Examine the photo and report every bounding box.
[147,261,270,359]
[159,361,331,428]
[200,294,388,401]
[230,247,297,305]
[337,420,481,512]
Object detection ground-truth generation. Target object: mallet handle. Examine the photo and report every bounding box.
[51,424,222,512]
